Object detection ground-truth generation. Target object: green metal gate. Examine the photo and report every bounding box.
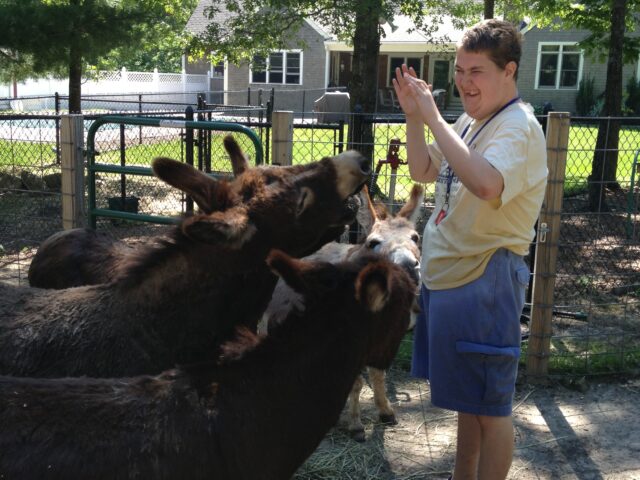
[86,115,263,228]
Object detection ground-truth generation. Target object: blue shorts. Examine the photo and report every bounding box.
[412,249,529,416]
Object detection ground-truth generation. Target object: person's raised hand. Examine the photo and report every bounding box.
[396,65,439,125]
[392,65,421,117]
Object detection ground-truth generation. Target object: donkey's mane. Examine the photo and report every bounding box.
[116,226,193,289]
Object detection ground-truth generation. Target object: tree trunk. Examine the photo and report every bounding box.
[484,0,495,19]
[588,0,626,211]
[347,0,381,163]
[68,41,83,114]
[68,0,82,115]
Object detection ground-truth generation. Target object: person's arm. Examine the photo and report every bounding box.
[425,116,504,200]
[404,115,438,183]
[392,67,438,183]
[397,65,504,200]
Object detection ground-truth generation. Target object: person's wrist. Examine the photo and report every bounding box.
[419,107,432,125]
[404,110,422,122]
[421,105,442,127]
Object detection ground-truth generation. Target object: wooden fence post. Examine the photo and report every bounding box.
[526,111,571,381]
[271,111,294,166]
[60,114,86,229]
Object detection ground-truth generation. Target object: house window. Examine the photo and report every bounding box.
[536,43,582,89]
[388,57,422,85]
[251,51,302,85]
[212,61,224,77]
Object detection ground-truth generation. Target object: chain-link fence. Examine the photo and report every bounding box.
[0,115,63,283]
[1,108,639,379]
[542,116,640,378]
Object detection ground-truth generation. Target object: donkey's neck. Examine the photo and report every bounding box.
[119,233,270,306]
[212,312,370,478]
[116,234,275,358]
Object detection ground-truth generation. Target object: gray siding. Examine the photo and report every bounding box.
[519,25,640,114]
[186,57,210,75]
[225,21,329,112]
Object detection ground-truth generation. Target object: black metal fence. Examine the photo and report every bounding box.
[1,107,639,378]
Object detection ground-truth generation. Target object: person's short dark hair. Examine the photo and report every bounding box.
[458,19,522,80]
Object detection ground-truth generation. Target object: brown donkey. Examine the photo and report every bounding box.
[0,250,415,480]
[1,141,370,378]
[264,184,424,441]
[28,136,361,289]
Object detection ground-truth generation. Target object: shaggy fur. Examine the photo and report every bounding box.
[1,138,370,377]
[264,184,424,441]
[28,228,137,288]
[28,136,362,289]
[0,251,415,480]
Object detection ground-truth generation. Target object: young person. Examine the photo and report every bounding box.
[392,19,548,479]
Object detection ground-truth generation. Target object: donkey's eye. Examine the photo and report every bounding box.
[411,233,420,244]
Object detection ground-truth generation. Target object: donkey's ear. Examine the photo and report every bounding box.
[267,250,337,295]
[397,184,424,224]
[296,186,315,216]
[152,157,232,214]
[372,202,390,220]
[181,207,256,247]
[355,185,377,235]
[266,249,309,293]
[355,262,391,313]
[223,135,250,176]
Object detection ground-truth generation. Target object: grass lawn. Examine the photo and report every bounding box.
[2,123,639,202]
[0,140,58,169]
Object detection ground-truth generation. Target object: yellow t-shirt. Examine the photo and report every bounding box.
[421,101,548,290]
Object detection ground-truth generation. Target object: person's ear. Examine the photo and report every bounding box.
[505,61,517,80]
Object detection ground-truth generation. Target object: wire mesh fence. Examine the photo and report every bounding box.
[1,108,639,378]
[542,117,640,378]
[0,115,63,284]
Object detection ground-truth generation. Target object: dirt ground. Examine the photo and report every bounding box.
[295,367,640,480]
[1,188,639,480]
[4,245,638,479]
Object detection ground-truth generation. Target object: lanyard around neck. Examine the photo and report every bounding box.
[441,96,520,208]
[460,96,521,147]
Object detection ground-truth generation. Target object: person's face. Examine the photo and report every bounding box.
[454,48,517,121]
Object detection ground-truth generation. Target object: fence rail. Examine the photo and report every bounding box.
[1,109,639,380]
[85,115,263,228]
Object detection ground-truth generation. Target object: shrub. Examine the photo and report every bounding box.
[625,75,640,116]
[576,76,597,116]
[589,97,604,117]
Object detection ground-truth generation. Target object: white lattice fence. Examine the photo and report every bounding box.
[1,68,209,111]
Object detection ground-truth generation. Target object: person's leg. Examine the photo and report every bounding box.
[477,414,514,480]
[452,412,481,480]
[452,413,514,480]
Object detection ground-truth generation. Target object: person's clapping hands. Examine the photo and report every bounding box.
[392,64,439,125]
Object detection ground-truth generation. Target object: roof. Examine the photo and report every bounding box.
[186,2,466,51]
[186,0,332,39]
[380,14,465,45]
[186,0,236,36]
[324,14,466,53]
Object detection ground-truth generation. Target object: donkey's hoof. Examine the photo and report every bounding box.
[379,413,398,425]
[349,428,366,442]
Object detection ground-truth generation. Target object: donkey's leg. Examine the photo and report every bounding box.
[347,374,366,442]
[369,367,397,425]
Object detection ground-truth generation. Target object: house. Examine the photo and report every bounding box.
[185,1,640,115]
[519,24,640,115]
[185,1,466,113]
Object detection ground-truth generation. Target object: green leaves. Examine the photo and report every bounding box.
[0,0,196,76]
